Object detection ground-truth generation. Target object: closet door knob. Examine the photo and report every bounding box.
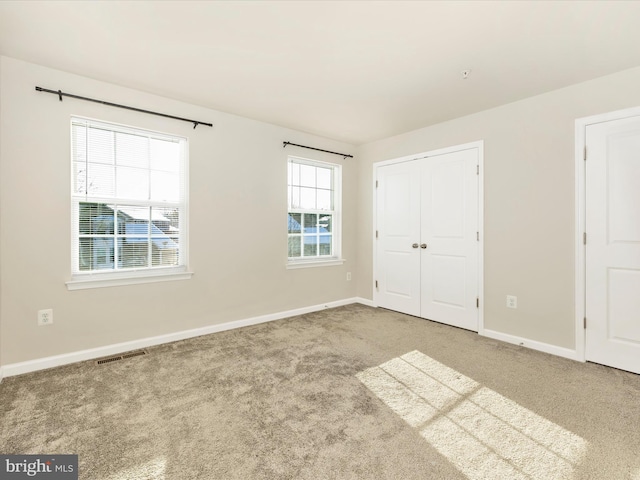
[421,243,427,249]
[412,243,419,248]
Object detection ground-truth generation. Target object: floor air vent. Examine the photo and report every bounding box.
[96,349,148,365]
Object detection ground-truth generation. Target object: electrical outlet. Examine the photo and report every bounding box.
[38,309,53,326]
[346,272,352,281]
[506,296,517,309]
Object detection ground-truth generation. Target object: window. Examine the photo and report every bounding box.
[69,117,189,288]
[287,156,342,266]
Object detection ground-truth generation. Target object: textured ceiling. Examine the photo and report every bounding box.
[2,1,640,144]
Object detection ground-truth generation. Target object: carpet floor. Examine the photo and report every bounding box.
[1,304,639,479]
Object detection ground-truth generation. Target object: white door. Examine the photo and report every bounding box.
[375,160,421,316]
[585,115,640,374]
[375,147,479,331]
[421,149,479,330]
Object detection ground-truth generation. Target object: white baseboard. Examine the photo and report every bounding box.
[482,329,580,361]
[354,297,375,307]
[3,297,368,378]
[0,367,4,384]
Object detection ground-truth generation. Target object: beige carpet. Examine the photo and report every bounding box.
[1,304,639,479]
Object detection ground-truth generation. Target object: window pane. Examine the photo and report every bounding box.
[73,162,87,195]
[79,203,114,234]
[318,214,332,233]
[317,189,332,210]
[116,132,148,168]
[317,167,332,189]
[299,164,316,187]
[87,163,115,197]
[87,127,114,165]
[117,166,149,200]
[152,237,179,266]
[319,235,332,255]
[303,238,317,256]
[300,187,316,209]
[151,139,180,172]
[288,213,301,233]
[72,124,87,164]
[288,236,301,257]
[150,171,179,202]
[117,206,150,235]
[290,186,301,209]
[79,237,114,271]
[303,213,318,234]
[119,238,149,268]
[152,207,180,235]
[290,162,301,185]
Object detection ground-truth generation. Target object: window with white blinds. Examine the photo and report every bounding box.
[70,117,188,279]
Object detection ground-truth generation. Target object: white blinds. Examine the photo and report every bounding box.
[72,119,184,203]
[71,117,187,274]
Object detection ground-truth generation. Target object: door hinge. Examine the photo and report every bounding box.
[375,280,378,289]
[476,297,479,308]
[477,231,479,241]
[584,146,587,161]
[584,317,587,329]
[376,180,379,188]
[583,232,587,245]
[375,230,378,239]
[476,165,479,175]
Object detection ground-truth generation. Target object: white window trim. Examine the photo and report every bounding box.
[286,258,346,269]
[66,267,193,290]
[68,116,191,289]
[287,156,343,268]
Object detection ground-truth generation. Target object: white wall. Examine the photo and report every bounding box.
[0,56,357,366]
[3,53,640,370]
[356,65,640,351]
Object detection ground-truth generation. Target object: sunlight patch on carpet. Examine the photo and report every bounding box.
[105,457,166,480]
[357,350,587,480]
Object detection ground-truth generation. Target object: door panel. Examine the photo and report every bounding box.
[432,160,465,238]
[608,269,640,343]
[585,116,640,374]
[431,254,467,308]
[421,149,479,330]
[376,162,421,316]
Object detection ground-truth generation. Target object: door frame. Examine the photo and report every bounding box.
[575,105,640,363]
[372,140,485,334]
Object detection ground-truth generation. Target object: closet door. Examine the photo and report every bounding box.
[375,160,421,316]
[420,148,479,331]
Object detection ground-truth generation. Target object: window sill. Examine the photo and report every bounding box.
[66,268,193,290]
[286,258,346,269]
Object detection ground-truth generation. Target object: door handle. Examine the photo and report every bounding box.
[412,243,419,248]
[421,243,427,249]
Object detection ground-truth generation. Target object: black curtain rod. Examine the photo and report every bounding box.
[35,86,213,129]
[283,141,353,159]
